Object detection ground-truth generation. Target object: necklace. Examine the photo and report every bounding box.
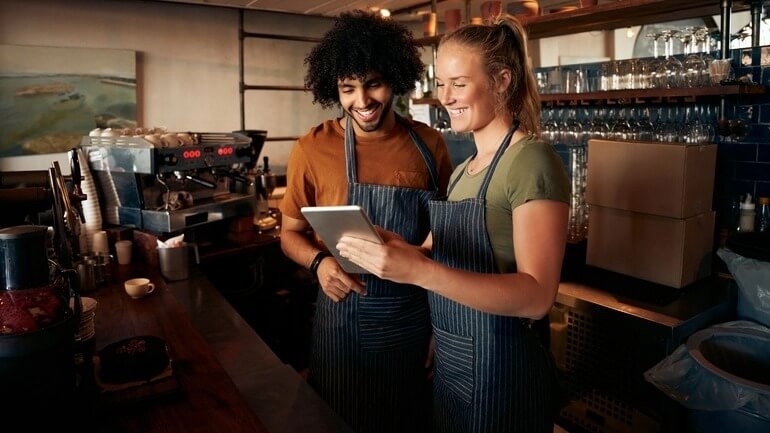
[466,154,493,175]
[466,129,512,175]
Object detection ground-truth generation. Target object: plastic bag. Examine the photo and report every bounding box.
[717,248,770,327]
[157,233,184,249]
[644,320,770,415]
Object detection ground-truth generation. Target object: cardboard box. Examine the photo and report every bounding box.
[586,206,715,288]
[586,139,717,219]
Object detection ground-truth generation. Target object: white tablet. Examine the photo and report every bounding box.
[301,205,383,274]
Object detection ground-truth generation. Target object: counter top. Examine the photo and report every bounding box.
[557,264,736,344]
[79,264,351,433]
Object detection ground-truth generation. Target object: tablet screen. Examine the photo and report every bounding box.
[300,205,383,274]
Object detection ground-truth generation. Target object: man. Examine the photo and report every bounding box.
[278,10,453,433]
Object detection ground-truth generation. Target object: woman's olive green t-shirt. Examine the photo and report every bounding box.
[447,134,570,272]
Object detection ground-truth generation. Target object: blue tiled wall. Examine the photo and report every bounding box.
[718,45,770,230]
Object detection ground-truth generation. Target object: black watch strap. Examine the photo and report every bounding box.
[309,251,332,275]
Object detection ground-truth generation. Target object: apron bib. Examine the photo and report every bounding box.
[428,123,555,433]
[309,115,439,433]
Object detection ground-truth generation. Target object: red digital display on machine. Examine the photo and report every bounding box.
[182,150,202,159]
[217,147,234,156]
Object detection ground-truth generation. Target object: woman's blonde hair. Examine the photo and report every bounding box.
[439,14,540,135]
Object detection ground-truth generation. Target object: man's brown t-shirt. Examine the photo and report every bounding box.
[280,118,453,220]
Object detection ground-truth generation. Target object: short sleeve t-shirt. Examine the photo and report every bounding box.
[447,134,570,272]
[280,117,453,220]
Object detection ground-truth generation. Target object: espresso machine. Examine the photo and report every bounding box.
[80,132,262,234]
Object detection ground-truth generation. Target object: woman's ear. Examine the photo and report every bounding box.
[496,68,512,94]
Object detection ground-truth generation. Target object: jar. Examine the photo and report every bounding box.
[738,200,756,232]
[757,196,770,233]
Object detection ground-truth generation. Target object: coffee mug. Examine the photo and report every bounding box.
[124,278,155,299]
[160,133,182,148]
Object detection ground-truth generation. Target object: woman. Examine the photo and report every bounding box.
[337,14,570,433]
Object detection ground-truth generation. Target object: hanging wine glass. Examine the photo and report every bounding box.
[702,103,717,142]
[681,105,695,143]
[661,106,681,142]
[563,108,584,147]
[626,107,640,141]
[610,107,632,141]
[680,27,706,88]
[589,108,610,140]
[656,30,684,89]
[542,107,560,145]
[695,26,714,86]
[645,32,663,88]
[636,107,655,141]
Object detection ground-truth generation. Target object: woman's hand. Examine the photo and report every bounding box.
[336,229,429,285]
[316,256,366,302]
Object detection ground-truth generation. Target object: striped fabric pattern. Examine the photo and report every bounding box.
[307,115,440,433]
[428,123,554,433]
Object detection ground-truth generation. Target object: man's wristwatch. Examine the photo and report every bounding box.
[309,251,332,276]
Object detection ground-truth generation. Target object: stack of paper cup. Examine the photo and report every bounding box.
[115,240,133,265]
[92,230,109,255]
[78,148,103,253]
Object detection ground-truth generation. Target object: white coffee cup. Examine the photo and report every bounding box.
[115,240,133,265]
[124,278,155,299]
[143,134,162,147]
[177,132,194,146]
[161,133,182,148]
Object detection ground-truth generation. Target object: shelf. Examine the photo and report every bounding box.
[413,0,751,44]
[411,84,766,106]
[411,97,443,106]
[540,84,766,104]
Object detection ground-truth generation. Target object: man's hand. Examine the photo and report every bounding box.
[316,256,366,302]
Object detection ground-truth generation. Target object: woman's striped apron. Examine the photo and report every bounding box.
[428,123,555,433]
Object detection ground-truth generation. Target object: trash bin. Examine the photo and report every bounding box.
[719,233,770,328]
[644,321,770,433]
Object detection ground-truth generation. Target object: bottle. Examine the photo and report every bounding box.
[738,193,755,232]
[757,196,770,233]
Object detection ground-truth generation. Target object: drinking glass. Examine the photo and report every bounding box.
[636,107,655,141]
[681,27,706,87]
[542,108,560,145]
[729,105,753,142]
[695,26,714,86]
[646,32,663,88]
[563,108,585,147]
[589,109,610,140]
[656,30,683,89]
[660,106,681,142]
[610,107,632,141]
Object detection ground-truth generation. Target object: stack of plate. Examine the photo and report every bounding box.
[71,296,97,342]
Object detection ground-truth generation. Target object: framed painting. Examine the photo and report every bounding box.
[0,44,136,157]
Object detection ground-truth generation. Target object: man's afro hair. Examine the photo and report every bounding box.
[304,10,425,108]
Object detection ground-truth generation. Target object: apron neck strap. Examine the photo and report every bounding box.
[345,113,440,189]
[448,121,520,199]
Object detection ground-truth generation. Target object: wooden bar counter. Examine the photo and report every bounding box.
[75,263,351,433]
